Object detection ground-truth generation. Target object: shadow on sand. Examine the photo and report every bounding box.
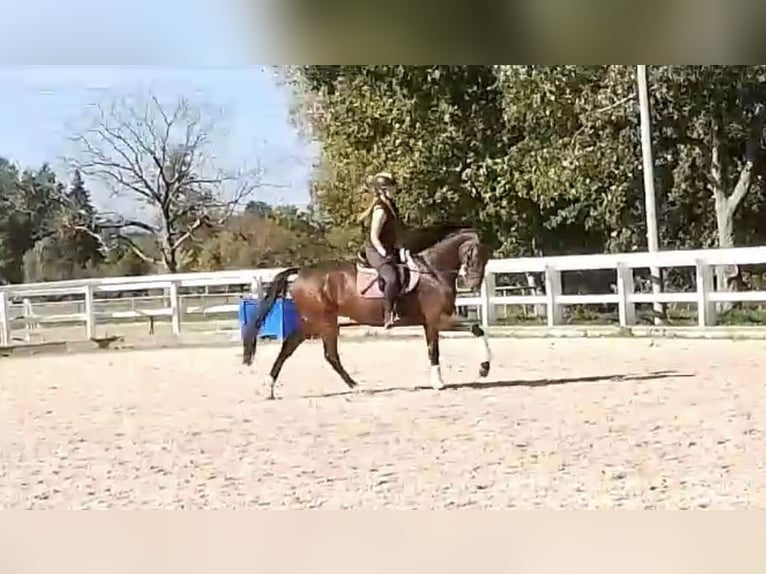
[297,370,695,401]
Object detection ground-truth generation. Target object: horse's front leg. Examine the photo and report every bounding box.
[423,322,445,390]
[437,315,492,380]
[470,323,492,378]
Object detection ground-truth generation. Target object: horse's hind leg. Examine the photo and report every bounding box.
[320,323,358,390]
[264,329,306,400]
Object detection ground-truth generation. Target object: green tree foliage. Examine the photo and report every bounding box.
[0,156,337,283]
[650,66,766,250]
[0,161,70,283]
[287,65,766,265]
[97,235,156,277]
[494,65,643,256]
[286,66,509,250]
[21,170,106,282]
[63,170,104,269]
[287,65,644,256]
[198,204,340,270]
[0,158,22,283]
[7,65,766,290]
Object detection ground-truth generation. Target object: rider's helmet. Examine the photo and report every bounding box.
[371,171,397,195]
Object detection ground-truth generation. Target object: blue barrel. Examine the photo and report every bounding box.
[238,296,300,341]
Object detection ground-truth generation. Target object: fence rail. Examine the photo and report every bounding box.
[3,244,766,346]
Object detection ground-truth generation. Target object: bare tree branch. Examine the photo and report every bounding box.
[71,224,158,265]
[96,213,159,235]
[171,216,207,251]
[66,91,261,272]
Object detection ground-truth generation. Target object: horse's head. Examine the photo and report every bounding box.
[409,225,491,289]
[459,234,491,290]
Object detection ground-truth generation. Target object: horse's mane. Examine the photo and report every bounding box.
[400,224,480,254]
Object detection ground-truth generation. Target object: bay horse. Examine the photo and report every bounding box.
[242,226,493,399]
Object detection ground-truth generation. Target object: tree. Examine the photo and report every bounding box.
[655,64,766,300]
[244,200,274,217]
[0,157,22,283]
[284,65,511,254]
[287,65,650,258]
[63,170,103,270]
[22,170,106,282]
[98,236,155,277]
[288,66,766,261]
[68,92,260,273]
[649,66,766,291]
[495,65,644,256]
[0,162,69,283]
[197,209,336,270]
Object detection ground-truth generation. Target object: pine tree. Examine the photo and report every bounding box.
[64,169,103,272]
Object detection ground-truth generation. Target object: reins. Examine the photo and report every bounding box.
[411,253,461,280]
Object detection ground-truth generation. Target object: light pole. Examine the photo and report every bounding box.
[636,64,663,325]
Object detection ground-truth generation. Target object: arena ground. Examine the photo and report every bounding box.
[1,337,765,509]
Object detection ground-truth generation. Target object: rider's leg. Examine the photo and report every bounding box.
[379,261,400,328]
[364,246,400,328]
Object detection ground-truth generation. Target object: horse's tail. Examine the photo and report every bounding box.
[242,267,299,366]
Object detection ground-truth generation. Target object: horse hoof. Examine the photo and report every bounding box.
[430,366,445,391]
[479,362,490,378]
[261,376,277,400]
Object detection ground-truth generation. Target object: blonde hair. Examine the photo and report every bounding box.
[357,196,379,223]
[356,174,378,223]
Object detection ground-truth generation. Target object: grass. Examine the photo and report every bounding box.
[491,303,766,327]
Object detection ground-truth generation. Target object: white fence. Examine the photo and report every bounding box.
[2,244,766,346]
[0,268,278,346]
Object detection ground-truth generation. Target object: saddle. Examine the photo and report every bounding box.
[355,247,421,299]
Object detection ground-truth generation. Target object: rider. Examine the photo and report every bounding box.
[358,171,402,329]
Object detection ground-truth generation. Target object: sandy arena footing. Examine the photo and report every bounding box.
[1,337,765,509]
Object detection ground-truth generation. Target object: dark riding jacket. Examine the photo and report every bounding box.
[367,198,399,255]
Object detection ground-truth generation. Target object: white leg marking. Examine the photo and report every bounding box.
[479,333,492,364]
[430,365,445,390]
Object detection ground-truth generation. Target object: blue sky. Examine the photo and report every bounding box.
[0,0,316,209]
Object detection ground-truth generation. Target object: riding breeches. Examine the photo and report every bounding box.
[364,245,400,311]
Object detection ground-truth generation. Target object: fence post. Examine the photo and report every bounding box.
[616,263,636,327]
[250,276,264,299]
[22,298,36,342]
[544,265,563,327]
[169,281,182,336]
[84,285,96,340]
[0,291,9,347]
[526,272,546,318]
[696,259,717,327]
[480,271,496,328]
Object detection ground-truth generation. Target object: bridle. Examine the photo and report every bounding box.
[412,252,452,281]
[410,241,485,288]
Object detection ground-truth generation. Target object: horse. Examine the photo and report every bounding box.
[241,226,493,399]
